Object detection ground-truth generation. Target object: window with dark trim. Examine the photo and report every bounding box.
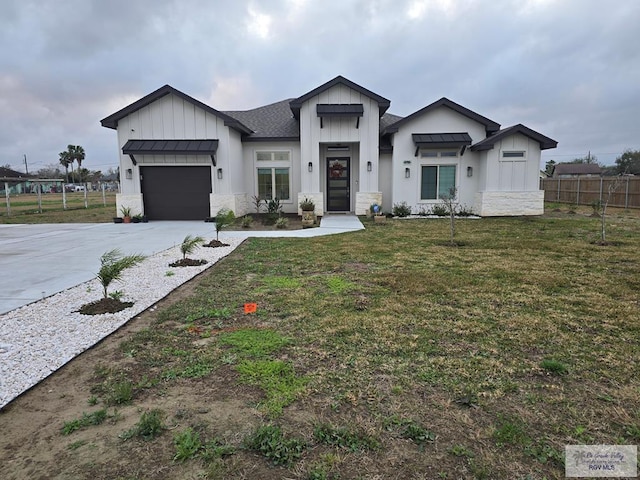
[420,165,456,200]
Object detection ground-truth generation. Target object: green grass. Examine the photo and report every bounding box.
[45,208,640,477]
[120,409,165,441]
[0,192,117,223]
[62,409,109,435]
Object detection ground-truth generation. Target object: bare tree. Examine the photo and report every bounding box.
[440,187,458,245]
[597,175,624,244]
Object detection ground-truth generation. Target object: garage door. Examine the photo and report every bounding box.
[140,166,212,220]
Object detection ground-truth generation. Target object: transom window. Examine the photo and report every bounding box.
[502,151,525,158]
[420,151,458,158]
[257,151,290,162]
[420,165,456,200]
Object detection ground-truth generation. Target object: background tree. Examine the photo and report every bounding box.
[544,159,556,176]
[615,149,640,175]
[569,153,599,165]
[69,145,85,173]
[36,164,64,179]
[59,150,72,182]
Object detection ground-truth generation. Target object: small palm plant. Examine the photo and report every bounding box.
[180,235,205,260]
[215,208,235,240]
[96,249,146,299]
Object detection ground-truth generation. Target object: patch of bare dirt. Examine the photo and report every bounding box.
[168,258,208,267]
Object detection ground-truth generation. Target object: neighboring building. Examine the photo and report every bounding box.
[100,76,557,220]
[552,163,602,178]
[0,167,31,194]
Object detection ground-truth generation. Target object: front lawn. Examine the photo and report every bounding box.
[1,209,638,479]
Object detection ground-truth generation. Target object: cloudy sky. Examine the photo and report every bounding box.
[1,0,638,174]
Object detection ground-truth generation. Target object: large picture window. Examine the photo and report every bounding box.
[257,168,290,200]
[420,165,456,200]
[256,150,291,201]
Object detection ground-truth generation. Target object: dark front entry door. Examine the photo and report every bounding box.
[141,166,212,220]
[327,157,350,211]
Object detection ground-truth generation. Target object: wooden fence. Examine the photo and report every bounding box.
[540,176,640,209]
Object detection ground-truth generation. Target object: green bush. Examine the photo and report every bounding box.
[244,424,306,466]
[392,202,412,217]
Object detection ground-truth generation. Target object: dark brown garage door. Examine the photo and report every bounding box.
[141,166,212,220]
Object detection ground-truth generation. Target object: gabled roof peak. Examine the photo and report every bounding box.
[100,85,252,134]
[382,97,500,135]
[289,75,390,118]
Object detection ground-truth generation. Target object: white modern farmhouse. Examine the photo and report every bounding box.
[101,75,557,220]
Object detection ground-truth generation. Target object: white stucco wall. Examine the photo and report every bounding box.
[239,142,302,214]
[390,106,485,213]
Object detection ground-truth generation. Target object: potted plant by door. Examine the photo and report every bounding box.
[299,197,316,228]
[120,206,132,223]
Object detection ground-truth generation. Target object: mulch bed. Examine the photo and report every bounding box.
[169,258,208,267]
[203,240,230,248]
[77,298,134,315]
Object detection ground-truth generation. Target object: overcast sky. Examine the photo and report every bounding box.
[1,0,639,174]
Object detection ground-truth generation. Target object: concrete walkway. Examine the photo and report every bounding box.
[0,215,364,314]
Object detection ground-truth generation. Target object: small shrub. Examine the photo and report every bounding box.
[299,197,315,211]
[416,205,431,216]
[540,359,569,375]
[174,428,202,462]
[392,201,412,217]
[275,217,289,229]
[244,424,306,466]
[241,215,253,228]
[431,204,448,216]
[456,205,475,217]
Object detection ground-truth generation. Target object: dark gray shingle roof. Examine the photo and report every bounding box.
[471,124,557,151]
[223,99,300,141]
[122,139,219,155]
[552,163,601,176]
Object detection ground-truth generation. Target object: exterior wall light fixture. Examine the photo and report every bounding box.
[405,167,411,178]
[125,168,133,180]
[308,162,313,172]
[367,161,372,172]
[217,168,223,179]
[467,166,473,177]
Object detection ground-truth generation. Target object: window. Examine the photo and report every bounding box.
[502,151,525,158]
[420,151,458,158]
[420,165,456,200]
[257,168,290,200]
[257,151,290,162]
[256,150,291,201]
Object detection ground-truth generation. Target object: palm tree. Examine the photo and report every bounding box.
[96,249,146,299]
[60,145,86,183]
[59,150,72,182]
[179,235,205,260]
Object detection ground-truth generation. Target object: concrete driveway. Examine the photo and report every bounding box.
[0,216,364,314]
[0,222,223,315]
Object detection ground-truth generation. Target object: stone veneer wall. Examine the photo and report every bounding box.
[115,193,143,217]
[355,192,383,216]
[474,191,544,216]
[210,193,249,217]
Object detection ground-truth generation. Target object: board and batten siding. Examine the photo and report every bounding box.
[116,93,240,196]
[482,133,542,192]
[298,83,380,196]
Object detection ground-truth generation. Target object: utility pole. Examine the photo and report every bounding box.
[23,154,29,174]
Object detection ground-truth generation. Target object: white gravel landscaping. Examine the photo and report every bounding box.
[0,236,244,409]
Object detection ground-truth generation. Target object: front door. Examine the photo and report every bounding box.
[327,157,350,211]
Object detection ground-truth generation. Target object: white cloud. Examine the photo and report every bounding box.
[246,5,272,39]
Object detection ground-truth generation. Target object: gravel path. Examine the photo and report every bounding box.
[0,237,244,408]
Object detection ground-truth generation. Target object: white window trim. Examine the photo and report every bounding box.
[255,149,293,203]
[420,150,459,158]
